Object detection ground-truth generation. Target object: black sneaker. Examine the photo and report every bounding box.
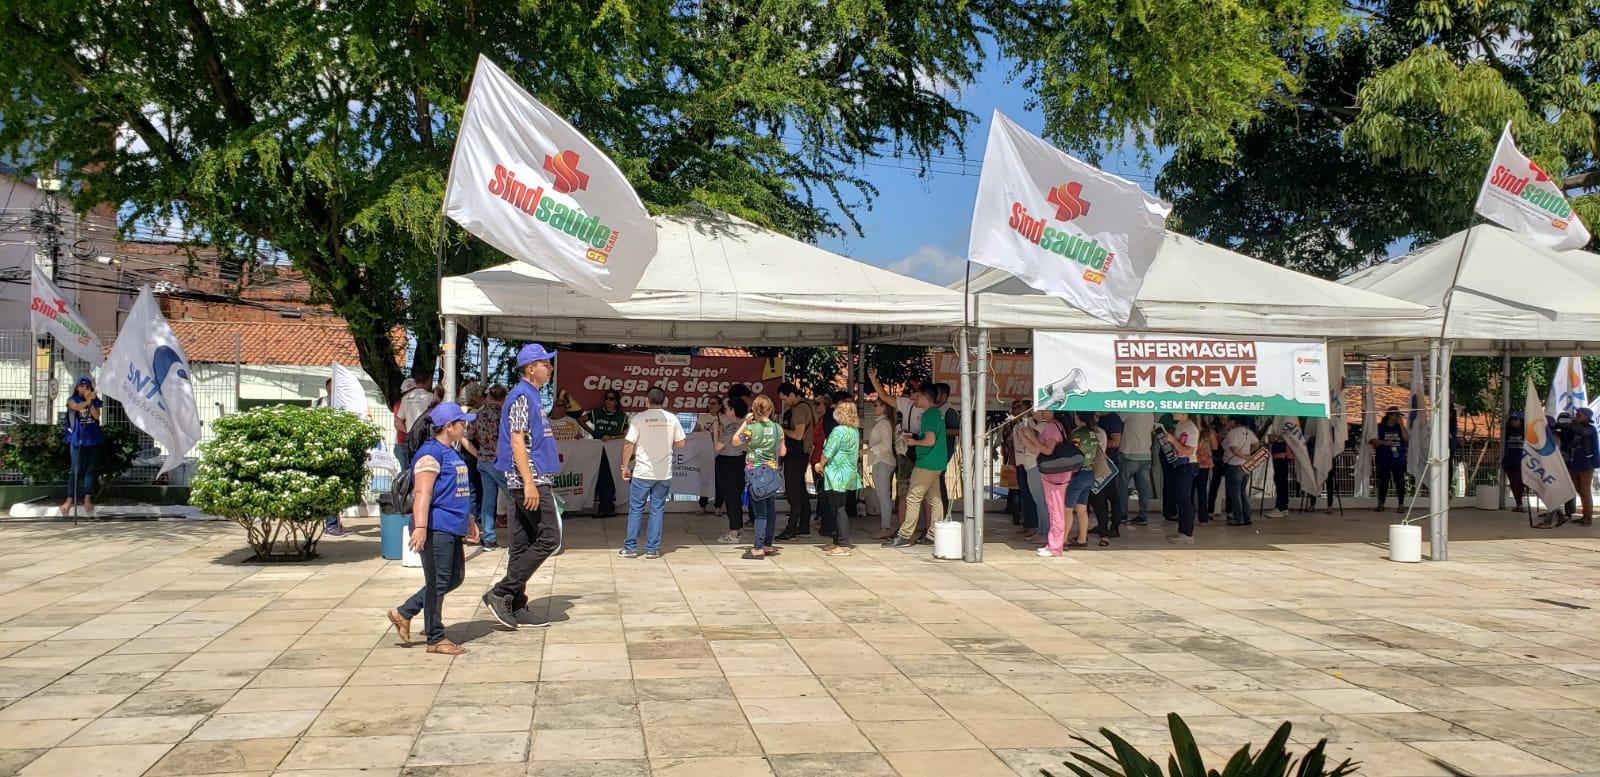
[481,540,499,550]
[1129,517,1149,525]
[617,548,639,559]
[482,592,517,630]
[882,537,912,548]
[513,607,550,628]
[644,550,662,560]
[777,532,809,543]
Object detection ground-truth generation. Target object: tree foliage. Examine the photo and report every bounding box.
[995,0,1600,278]
[0,0,993,401]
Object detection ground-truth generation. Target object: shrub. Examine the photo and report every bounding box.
[1045,713,1359,777]
[0,423,139,489]
[191,405,379,561]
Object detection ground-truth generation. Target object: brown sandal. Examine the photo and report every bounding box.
[387,609,412,645]
[427,639,466,655]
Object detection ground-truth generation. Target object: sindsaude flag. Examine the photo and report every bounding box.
[30,258,103,365]
[1475,122,1591,250]
[968,110,1171,324]
[444,55,658,302]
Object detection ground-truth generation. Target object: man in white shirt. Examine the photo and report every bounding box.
[1221,416,1261,526]
[1119,413,1156,524]
[396,376,438,467]
[619,387,686,559]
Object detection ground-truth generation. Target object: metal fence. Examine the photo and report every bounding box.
[1,328,240,486]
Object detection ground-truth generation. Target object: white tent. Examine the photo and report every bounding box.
[440,210,965,346]
[958,232,1432,346]
[1339,224,1600,355]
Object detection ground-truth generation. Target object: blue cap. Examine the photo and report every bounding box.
[516,343,556,368]
[75,376,94,388]
[429,402,476,427]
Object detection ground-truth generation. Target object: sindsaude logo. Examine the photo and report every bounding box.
[1008,180,1114,284]
[1489,162,1575,225]
[486,155,620,265]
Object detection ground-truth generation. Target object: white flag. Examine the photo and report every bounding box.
[1523,376,1577,511]
[444,55,658,302]
[1547,356,1588,417]
[1407,356,1430,481]
[330,362,367,415]
[29,259,103,365]
[968,111,1171,324]
[96,286,202,475]
[1354,383,1375,498]
[1475,122,1591,250]
[1273,417,1317,489]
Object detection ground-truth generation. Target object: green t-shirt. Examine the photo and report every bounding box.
[822,425,862,491]
[743,420,782,468]
[588,408,628,438]
[914,408,949,471]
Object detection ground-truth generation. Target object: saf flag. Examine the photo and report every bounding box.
[29,259,103,365]
[1546,356,1589,417]
[1475,122,1591,250]
[97,286,202,475]
[968,111,1171,324]
[444,55,657,302]
[1523,376,1577,511]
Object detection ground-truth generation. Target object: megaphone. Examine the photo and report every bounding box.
[1040,369,1089,408]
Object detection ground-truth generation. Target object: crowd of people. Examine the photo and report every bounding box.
[320,345,1600,654]
[1502,407,1600,526]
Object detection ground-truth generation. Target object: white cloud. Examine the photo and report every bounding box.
[884,243,968,285]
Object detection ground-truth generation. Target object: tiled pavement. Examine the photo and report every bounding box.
[0,507,1598,777]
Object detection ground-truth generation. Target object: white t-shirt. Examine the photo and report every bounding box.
[1173,421,1199,463]
[1222,426,1260,466]
[625,408,686,481]
[1121,413,1155,457]
[894,396,927,457]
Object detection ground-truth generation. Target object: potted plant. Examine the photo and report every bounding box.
[1046,713,1359,777]
[191,405,379,561]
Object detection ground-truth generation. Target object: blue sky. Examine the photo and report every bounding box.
[816,49,1167,286]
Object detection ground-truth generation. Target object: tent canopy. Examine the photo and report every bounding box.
[441,211,965,346]
[950,232,1432,347]
[1339,224,1600,355]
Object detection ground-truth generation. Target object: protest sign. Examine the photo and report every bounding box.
[1032,331,1329,416]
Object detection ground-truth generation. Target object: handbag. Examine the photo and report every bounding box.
[1037,420,1085,475]
[746,462,784,500]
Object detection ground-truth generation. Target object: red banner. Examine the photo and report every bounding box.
[932,351,1033,407]
[557,353,783,414]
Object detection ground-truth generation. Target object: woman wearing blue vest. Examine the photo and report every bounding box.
[387,402,480,655]
[60,377,104,516]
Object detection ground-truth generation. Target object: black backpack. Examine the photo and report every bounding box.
[383,463,416,515]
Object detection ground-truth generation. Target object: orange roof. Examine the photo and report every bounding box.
[166,320,407,367]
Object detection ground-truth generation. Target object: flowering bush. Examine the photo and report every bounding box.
[191,405,379,560]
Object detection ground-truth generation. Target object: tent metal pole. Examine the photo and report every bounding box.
[443,316,459,403]
[959,327,975,562]
[973,327,990,562]
[1497,349,1511,511]
[479,317,490,384]
[1428,339,1451,561]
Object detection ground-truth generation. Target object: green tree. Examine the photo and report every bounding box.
[0,0,992,401]
[995,0,1600,278]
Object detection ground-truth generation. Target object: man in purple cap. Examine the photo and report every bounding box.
[484,344,562,629]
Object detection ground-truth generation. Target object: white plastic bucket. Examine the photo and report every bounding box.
[1388,524,1422,563]
[1475,489,1502,511]
[931,521,963,560]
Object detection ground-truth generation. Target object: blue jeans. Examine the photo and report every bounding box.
[67,444,99,501]
[324,515,341,531]
[397,529,466,644]
[1122,455,1154,520]
[1225,463,1250,524]
[625,478,671,553]
[749,494,778,550]
[475,461,505,544]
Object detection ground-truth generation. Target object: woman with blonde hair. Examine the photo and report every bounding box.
[817,400,863,555]
[866,398,898,539]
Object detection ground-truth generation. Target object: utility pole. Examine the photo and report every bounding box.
[29,174,64,424]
